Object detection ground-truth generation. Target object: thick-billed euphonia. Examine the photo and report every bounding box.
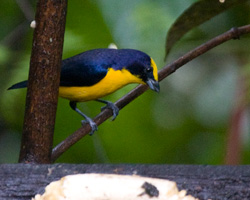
[8,48,160,135]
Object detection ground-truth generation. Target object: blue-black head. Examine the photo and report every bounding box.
[89,48,160,92]
[64,48,160,92]
[118,49,160,93]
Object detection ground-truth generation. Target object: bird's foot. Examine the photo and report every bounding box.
[81,118,98,135]
[70,101,98,135]
[101,102,119,121]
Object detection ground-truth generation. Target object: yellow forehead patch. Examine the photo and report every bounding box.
[151,58,158,81]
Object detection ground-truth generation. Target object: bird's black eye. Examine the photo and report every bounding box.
[146,67,152,73]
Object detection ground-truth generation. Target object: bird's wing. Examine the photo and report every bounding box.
[60,60,108,87]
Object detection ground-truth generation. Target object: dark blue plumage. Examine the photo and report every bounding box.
[60,48,152,87]
[8,80,27,90]
[8,48,153,89]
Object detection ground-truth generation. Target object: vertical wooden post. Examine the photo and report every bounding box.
[19,0,67,163]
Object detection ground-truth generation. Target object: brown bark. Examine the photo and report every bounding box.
[19,0,67,163]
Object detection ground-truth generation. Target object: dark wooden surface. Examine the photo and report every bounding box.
[0,164,250,200]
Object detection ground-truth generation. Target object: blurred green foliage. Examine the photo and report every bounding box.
[0,0,249,164]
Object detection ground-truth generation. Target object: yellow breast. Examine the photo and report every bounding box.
[58,68,144,102]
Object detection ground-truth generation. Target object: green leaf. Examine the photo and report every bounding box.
[165,0,249,58]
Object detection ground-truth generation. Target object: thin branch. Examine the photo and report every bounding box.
[1,21,29,47]
[51,24,250,162]
[1,0,34,47]
[16,0,34,21]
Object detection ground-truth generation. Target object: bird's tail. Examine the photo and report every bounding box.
[8,80,28,90]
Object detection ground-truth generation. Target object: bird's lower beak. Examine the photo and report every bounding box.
[146,79,160,93]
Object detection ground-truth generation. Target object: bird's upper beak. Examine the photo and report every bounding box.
[146,78,160,93]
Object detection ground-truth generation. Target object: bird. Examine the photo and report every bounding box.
[8,48,160,135]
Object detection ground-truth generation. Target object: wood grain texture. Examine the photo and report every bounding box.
[0,164,250,200]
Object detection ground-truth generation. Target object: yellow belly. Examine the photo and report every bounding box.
[59,68,144,102]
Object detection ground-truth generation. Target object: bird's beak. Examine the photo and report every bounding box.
[146,79,160,93]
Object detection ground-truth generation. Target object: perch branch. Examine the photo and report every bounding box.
[51,24,250,162]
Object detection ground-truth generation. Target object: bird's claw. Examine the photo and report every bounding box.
[81,120,98,135]
[101,102,119,121]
